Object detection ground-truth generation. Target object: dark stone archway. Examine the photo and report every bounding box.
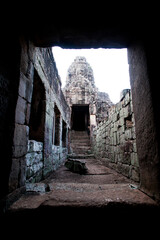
[71,105,89,131]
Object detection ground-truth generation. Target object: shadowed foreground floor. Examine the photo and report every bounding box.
[5,158,159,221]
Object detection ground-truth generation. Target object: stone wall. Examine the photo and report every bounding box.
[128,43,160,199]
[9,39,70,192]
[93,89,139,182]
[25,140,43,183]
[0,40,21,198]
[51,145,68,170]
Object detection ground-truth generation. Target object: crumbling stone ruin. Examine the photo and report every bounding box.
[63,56,113,141]
[96,92,113,123]
[63,56,139,182]
[9,42,70,192]
[1,9,160,214]
[93,89,139,182]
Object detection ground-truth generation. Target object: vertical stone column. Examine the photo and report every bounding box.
[9,40,35,192]
[59,116,63,148]
[43,96,54,177]
[128,43,160,200]
[90,114,97,144]
[89,103,97,144]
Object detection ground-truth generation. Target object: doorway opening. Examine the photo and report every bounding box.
[71,105,89,131]
[54,105,61,146]
[62,120,67,147]
[29,69,45,142]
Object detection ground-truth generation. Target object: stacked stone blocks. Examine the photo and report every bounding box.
[9,41,70,191]
[93,90,139,182]
[25,140,43,183]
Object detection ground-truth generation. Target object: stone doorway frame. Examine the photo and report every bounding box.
[71,104,90,132]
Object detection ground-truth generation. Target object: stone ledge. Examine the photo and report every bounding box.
[8,183,158,212]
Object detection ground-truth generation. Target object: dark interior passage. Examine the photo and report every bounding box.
[71,105,89,131]
[29,70,45,142]
[54,105,61,146]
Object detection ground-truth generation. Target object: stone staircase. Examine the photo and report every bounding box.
[69,130,94,158]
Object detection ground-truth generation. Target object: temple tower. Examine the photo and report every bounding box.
[63,56,112,141]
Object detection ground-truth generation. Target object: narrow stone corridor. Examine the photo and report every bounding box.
[1,12,160,233]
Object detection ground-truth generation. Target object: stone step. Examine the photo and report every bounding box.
[71,148,90,153]
[68,154,95,159]
[71,137,89,140]
[70,137,90,141]
[71,146,91,151]
[70,140,91,146]
[70,142,90,146]
[70,140,90,145]
[70,130,92,156]
[71,150,92,155]
[70,130,89,135]
[71,144,91,147]
[70,131,88,135]
[71,136,90,141]
[70,133,89,139]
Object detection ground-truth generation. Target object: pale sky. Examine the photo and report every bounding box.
[52,47,130,104]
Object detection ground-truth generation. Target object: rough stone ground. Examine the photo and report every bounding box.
[6,157,158,211]
[4,157,160,234]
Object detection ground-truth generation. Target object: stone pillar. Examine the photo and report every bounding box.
[90,114,97,145]
[90,114,97,127]
[128,42,160,200]
[43,97,54,177]
[9,40,35,193]
[59,116,63,147]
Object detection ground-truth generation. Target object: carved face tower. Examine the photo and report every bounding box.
[63,56,112,133]
[64,56,97,104]
[63,56,97,132]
